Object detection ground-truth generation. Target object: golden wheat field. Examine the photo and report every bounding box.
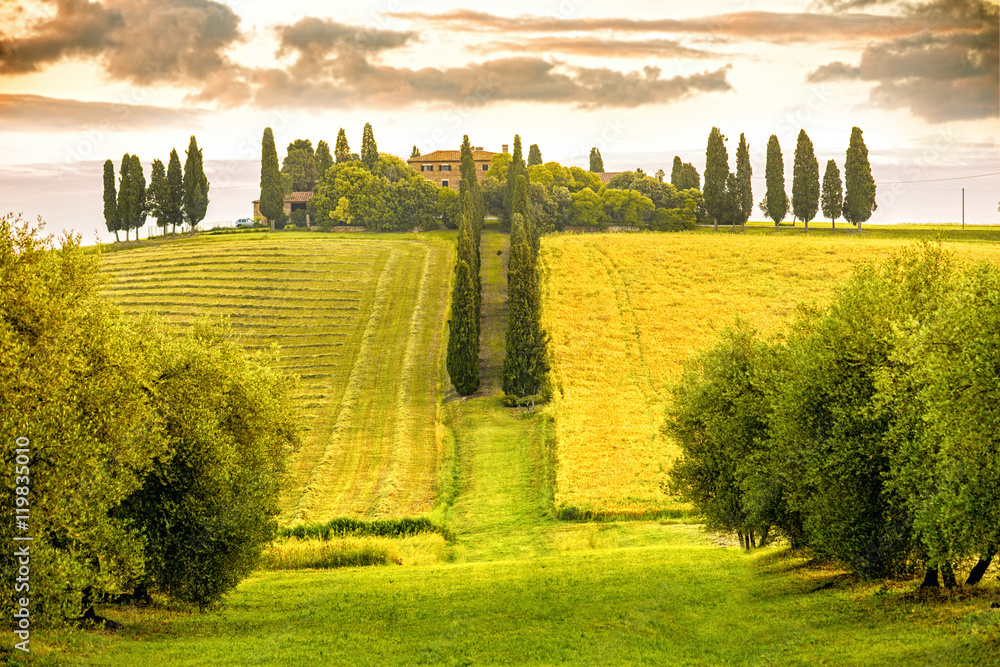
[101,233,453,524]
[539,232,1000,513]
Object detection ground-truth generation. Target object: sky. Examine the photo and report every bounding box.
[0,0,998,244]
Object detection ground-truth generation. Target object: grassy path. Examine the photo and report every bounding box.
[443,223,557,562]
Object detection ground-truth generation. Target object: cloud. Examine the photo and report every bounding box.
[807,2,999,122]
[0,93,204,132]
[474,37,718,59]
[0,0,243,86]
[387,8,969,43]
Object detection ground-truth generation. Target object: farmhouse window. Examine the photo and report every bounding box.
[439,164,452,171]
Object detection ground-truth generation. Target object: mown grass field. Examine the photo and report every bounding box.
[101,232,453,524]
[539,229,1000,513]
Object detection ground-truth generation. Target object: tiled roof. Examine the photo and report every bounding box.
[251,191,314,204]
[597,172,624,185]
[408,149,497,163]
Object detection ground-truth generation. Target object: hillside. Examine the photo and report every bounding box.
[101,232,453,524]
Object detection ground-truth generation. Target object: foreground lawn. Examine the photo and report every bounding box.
[30,525,999,666]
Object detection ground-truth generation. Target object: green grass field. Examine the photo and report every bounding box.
[22,225,999,665]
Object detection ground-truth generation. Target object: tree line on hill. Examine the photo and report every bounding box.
[702,125,875,232]
[668,243,998,589]
[102,136,210,241]
[1,216,299,625]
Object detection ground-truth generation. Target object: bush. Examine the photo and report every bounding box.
[278,516,452,542]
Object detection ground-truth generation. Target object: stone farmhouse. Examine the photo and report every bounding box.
[408,145,507,191]
[252,191,314,227]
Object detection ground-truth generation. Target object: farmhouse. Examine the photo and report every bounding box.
[408,145,505,191]
[252,191,314,226]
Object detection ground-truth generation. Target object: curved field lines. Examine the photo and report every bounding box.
[539,233,1000,514]
[102,235,452,525]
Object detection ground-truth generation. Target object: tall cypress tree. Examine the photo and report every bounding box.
[335,128,351,163]
[502,210,546,400]
[182,136,209,233]
[735,134,753,232]
[165,149,184,235]
[117,154,132,241]
[260,127,284,230]
[315,140,333,178]
[670,156,683,189]
[103,159,120,242]
[792,129,820,232]
[821,159,844,230]
[502,135,527,232]
[589,147,604,173]
[764,135,787,229]
[527,144,542,167]
[360,123,378,171]
[703,127,729,232]
[129,154,147,239]
[148,158,167,234]
[447,250,480,395]
[843,126,876,231]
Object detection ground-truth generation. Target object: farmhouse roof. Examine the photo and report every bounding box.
[408,149,497,163]
[252,191,315,204]
[596,172,624,185]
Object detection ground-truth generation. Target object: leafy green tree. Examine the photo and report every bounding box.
[147,158,167,233]
[260,127,285,230]
[792,129,820,231]
[361,123,378,171]
[821,159,844,230]
[282,145,318,191]
[437,186,460,229]
[164,149,184,235]
[671,156,684,187]
[551,185,573,230]
[843,126,876,230]
[315,140,333,178]
[103,159,120,242]
[182,136,209,233]
[481,176,505,216]
[568,166,602,193]
[570,187,604,227]
[528,143,543,167]
[335,128,351,163]
[735,134,753,231]
[119,317,299,610]
[601,188,654,228]
[410,145,421,158]
[589,147,605,173]
[486,152,513,181]
[764,135,787,229]
[703,127,729,231]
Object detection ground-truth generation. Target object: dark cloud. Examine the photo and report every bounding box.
[474,37,717,59]
[251,52,732,110]
[0,0,243,86]
[0,93,203,132]
[276,17,416,61]
[807,1,999,122]
[0,0,123,74]
[387,8,970,43]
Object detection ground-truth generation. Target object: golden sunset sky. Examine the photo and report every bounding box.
[1,0,997,242]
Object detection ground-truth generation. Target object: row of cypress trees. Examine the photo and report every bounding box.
[502,135,548,402]
[446,136,485,395]
[102,136,209,241]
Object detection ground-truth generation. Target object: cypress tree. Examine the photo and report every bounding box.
[502,135,527,231]
[792,129,820,232]
[410,145,421,158]
[447,252,480,396]
[703,127,729,232]
[502,212,546,399]
[821,159,844,230]
[165,149,184,235]
[103,159,120,242]
[260,127,284,230]
[315,140,333,178]
[670,156,683,189]
[335,128,351,163]
[117,154,132,241]
[843,126,876,231]
[360,123,378,171]
[527,144,542,167]
[129,154,147,239]
[764,135,787,229]
[182,136,209,233]
[148,158,167,234]
[589,147,604,173]
[735,134,753,232]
